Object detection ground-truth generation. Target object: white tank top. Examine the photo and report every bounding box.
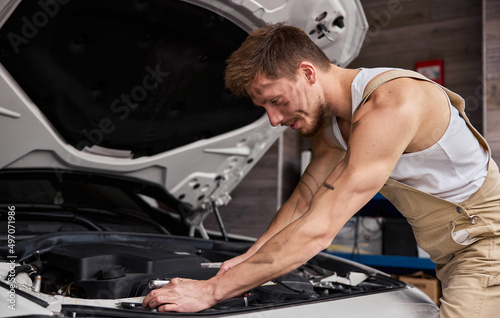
[331,67,488,203]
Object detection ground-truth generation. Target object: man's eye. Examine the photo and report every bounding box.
[271,99,279,105]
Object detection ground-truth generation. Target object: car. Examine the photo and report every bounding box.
[0,0,439,317]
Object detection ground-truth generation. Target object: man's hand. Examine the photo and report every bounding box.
[142,277,216,313]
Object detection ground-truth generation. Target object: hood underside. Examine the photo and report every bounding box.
[0,0,367,210]
[0,0,264,156]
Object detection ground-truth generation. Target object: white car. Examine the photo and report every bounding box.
[0,0,438,317]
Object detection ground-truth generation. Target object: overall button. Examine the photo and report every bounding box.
[469,216,478,225]
[456,207,463,214]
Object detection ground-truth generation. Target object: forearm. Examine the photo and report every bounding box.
[210,212,329,302]
[216,192,311,276]
[245,140,344,257]
[210,166,387,302]
[142,160,392,313]
[249,198,305,247]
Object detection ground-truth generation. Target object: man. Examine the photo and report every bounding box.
[143,23,500,317]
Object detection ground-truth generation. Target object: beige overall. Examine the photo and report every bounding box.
[355,70,500,317]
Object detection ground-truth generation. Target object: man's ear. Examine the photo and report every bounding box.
[299,61,317,84]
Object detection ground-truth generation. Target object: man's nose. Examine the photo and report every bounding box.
[265,107,284,127]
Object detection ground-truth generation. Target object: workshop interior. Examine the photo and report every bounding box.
[0,0,498,317]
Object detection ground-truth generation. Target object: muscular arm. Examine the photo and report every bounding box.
[208,81,423,300]
[222,128,345,268]
[143,78,435,312]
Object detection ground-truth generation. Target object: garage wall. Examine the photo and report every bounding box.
[485,0,500,163]
[206,0,485,238]
[349,0,483,132]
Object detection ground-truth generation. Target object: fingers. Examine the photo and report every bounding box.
[142,289,177,311]
[141,277,214,313]
[141,289,154,308]
[141,278,195,312]
[158,303,180,312]
[142,289,162,309]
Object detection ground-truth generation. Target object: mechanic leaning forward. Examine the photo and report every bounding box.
[143,23,500,317]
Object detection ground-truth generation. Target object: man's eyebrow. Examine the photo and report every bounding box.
[252,98,267,108]
[260,82,273,89]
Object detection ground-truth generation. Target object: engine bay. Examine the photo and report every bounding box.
[3,233,406,314]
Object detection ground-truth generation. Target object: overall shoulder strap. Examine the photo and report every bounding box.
[356,70,430,114]
[324,117,345,149]
[355,69,489,153]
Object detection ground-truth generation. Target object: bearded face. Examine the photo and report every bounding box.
[246,73,332,138]
[298,98,328,138]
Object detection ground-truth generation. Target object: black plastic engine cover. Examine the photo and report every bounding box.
[43,241,202,298]
[44,241,201,281]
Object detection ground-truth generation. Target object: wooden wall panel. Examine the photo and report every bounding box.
[485,0,500,86]
[362,0,431,30]
[431,0,482,21]
[350,0,483,131]
[485,0,500,163]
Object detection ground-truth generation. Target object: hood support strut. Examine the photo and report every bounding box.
[212,201,228,241]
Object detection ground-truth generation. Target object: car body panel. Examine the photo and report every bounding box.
[0,283,438,318]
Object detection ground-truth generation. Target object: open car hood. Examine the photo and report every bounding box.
[0,0,367,211]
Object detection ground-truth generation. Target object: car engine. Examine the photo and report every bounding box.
[4,234,404,314]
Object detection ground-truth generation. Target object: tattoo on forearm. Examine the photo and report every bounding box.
[299,179,314,198]
[288,200,299,223]
[299,171,319,199]
[323,183,335,191]
[304,171,319,187]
